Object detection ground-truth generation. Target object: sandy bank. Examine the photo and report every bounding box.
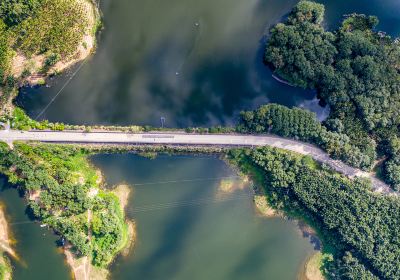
[113,184,136,257]
[65,249,108,280]
[298,252,325,280]
[11,0,98,86]
[0,204,17,260]
[65,184,136,280]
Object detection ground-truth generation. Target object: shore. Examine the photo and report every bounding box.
[1,0,100,115]
[65,183,136,280]
[0,204,15,280]
[298,252,325,280]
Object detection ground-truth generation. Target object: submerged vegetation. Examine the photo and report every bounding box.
[0,142,129,268]
[229,146,400,280]
[264,0,400,189]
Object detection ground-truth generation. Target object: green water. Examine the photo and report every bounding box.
[0,176,70,280]
[92,154,316,280]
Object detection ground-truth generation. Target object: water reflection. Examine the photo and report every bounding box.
[91,154,316,280]
[16,0,400,127]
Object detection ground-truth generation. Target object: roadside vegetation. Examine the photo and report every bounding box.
[229,146,400,280]
[238,103,376,170]
[263,0,400,189]
[0,142,129,269]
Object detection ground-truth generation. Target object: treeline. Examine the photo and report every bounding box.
[384,137,400,191]
[238,103,376,170]
[229,147,400,279]
[265,1,400,188]
[0,0,90,85]
[0,142,128,267]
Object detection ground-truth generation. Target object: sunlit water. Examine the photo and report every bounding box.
[92,154,316,280]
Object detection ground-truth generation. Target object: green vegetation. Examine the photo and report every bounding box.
[13,0,88,58]
[229,146,400,280]
[0,257,10,280]
[0,142,128,268]
[265,1,400,188]
[0,20,12,83]
[0,0,95,110]
[238,103,376,170]
[0,0,42,27]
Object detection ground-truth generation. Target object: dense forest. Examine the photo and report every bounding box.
[238,103,376,170]
[230,147,400,280]
[0,142,128,267]
[263,1,400,189]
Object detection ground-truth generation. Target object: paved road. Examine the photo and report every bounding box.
[0,129,394,195]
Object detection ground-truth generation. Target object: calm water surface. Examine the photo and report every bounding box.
[16,0,400,127]
[91,154,316,280]
[0,177,70,280]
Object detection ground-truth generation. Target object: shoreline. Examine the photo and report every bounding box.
[1,0,100,115]
[0,204,15,280]
[298,251,325,280]
[64,182,136,280]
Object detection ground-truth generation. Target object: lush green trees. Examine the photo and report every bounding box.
[0,142,128,268]
[230,146,400,279]
[0,20,12,83]
[237,104,376,170]
[0,0,42,26]
[265,0,400,188]
[13,0,88,57]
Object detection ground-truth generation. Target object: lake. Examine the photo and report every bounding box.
[16,0,400,127]
[1,155,317,280]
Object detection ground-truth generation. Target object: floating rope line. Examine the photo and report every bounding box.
[35,58,89,121]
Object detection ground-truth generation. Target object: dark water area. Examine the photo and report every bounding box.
[91,154,316,280]
[17,0,328,127]
[0,176,70,280]
[15,0,400,127]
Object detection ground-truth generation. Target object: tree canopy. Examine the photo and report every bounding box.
[230,147,400,279]
[265,0,400,189]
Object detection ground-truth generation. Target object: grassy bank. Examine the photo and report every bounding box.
[0,142,132,279]
[0,255,11,280]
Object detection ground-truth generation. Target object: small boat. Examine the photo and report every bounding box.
[40,224,48,228]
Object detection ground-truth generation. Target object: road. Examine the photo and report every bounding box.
[0,129,394,195]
